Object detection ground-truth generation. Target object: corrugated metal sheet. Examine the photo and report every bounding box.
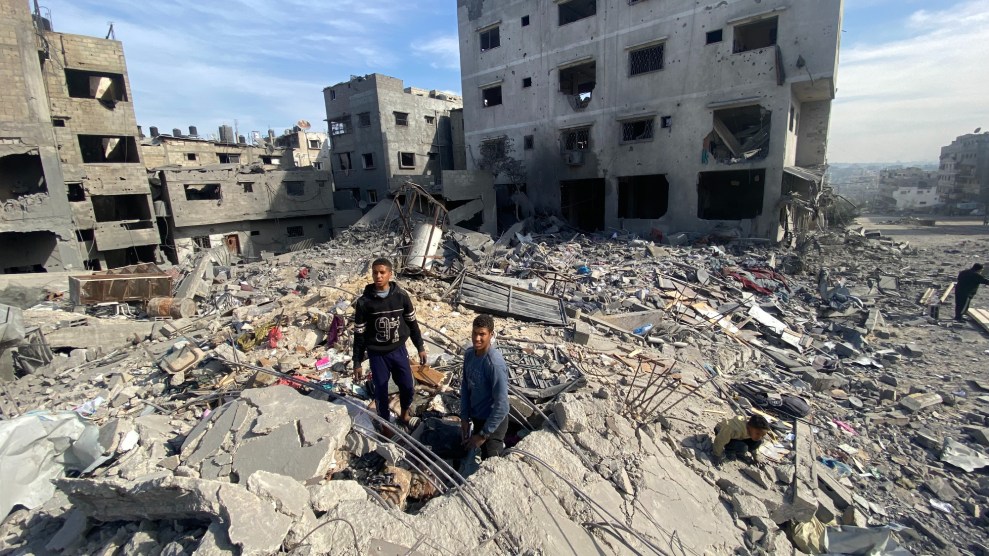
[457,273,568,325]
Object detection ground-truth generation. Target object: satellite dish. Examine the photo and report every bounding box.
[297,120,312,130]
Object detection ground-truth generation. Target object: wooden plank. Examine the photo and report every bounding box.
[968,307,989,334]
[940,283,955,303]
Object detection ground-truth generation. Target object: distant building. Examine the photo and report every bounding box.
[322,74,463,208]
[140,126,329,170]
[0,0,159,272]
[936,132,989,207]
[456,0,844,241]
[877,167,938,211]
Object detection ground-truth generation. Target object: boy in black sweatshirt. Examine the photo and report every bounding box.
[352,258,427,430]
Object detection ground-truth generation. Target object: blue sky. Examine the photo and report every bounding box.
[39,0,989,164]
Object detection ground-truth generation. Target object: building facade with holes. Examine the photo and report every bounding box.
[0,0,161,273]
[322,74,463,211]
[457,0,843,241]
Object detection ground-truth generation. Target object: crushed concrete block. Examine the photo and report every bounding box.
[242,385,349,436]
[298,412,350,448]
[816,465,854,509]
[732,494,770,520]
[741,466,772,490]
[307,480,368,514]
[246,470,310,518]
[193,519,237,555]
[44,509,88,552]
[801,369,845,392]
[773,420,818,524]
[966,426,989,447]
[553,394,587,433]
[900,392,943,412]
[185,402,238,466]
[375,443,404,466]
[843,506,868,527]
[58,476,292,556]
[925,477,960,502]
[914,429,942,451]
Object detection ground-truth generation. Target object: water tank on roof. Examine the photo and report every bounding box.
[150,126,159,137]
[172,128,182,137]
[238,135,247,145]
[219,125,235,143]
[189,125,198,136]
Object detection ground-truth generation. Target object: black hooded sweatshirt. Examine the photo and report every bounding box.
[352,281,425,365]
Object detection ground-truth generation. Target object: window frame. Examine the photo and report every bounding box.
[479,25,501,52]
[398,152,416,169]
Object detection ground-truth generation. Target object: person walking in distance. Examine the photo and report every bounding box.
[955,263,989,321]
[352,258,427,433]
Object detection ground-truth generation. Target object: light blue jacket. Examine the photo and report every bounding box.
[460,346,510,436]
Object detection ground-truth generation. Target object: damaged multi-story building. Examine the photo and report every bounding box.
[936,132,989,210]
[1,0,159,272]
[323,74,464,207]
[876,167,938,212]
[323,74,498,235]
[140,125,329,170]
[142,125,336,263]
[456,0,843,241]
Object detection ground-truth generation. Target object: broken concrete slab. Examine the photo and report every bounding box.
[900,392,943,412]
[231,423,338,483]
[245,470,310,518]
[553,394,587,433]
[308,480,368,514]
[57,476,292,556]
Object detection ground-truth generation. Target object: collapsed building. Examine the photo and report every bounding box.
[936,131,989,211]
[456,0,844,241]
[0,0,160,273]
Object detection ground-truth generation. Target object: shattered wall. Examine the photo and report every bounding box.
[936,132,989,206]
[0,0,83,271]
[456,0,843,240]
[323,74,463,205]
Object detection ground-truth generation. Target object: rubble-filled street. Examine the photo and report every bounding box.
[3,213,989,556]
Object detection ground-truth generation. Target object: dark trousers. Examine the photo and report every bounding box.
[368,345,414,421]
[956,288,975,319]
[725,438,761,458]
[471,416,509,459]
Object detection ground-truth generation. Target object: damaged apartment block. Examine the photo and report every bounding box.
[457,0,843,241]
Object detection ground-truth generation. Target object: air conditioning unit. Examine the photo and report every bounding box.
[564,150,585,166]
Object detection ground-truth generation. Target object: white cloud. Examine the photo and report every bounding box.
[829,0,989,162]
[411,35,461,70]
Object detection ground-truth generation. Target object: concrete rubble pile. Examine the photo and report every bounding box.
[2,215,989,555]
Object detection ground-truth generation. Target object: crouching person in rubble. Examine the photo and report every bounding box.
[711,414,771,465]
[460,314,510,460]
[352,257,427,436]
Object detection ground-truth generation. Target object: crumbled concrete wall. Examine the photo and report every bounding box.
[172,216,333,262]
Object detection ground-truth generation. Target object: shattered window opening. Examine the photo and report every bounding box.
[559,61,596,110]
[629,43,664,76]
[618,174,670,219]
[705,105,772,163]
[77,135,140,163]
[186,153,197,161]
[621,118,655,142]
[522,15,530,26]
[308,139,320,149]
[367,189,379,203]
[733,16,778,53]
[261,156,281,165]
[479,26,500,52]
[559,0,596,26]
[394,112,409,126]
[362,153,375,169]
[329,116,352,136]
[399,152,416,168]
[52,118,66,127]
[524,135,534,150]
[482,86,503,107]
[522,77,532,88]
[697,169,765,220]
[561,127,591,152]
[217,153,240,164]
[358,112,372,127]
[65,69,127,102]
[192,236,211,249]
[240,182,253,193]
[706,29,723,44]
[425,115,435,125]
[183,184,222,201]
[338,152,352,171]
[285,181,306,196]
[66,182,85,202]
[0,153,47,201]
[286,225,304,238]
